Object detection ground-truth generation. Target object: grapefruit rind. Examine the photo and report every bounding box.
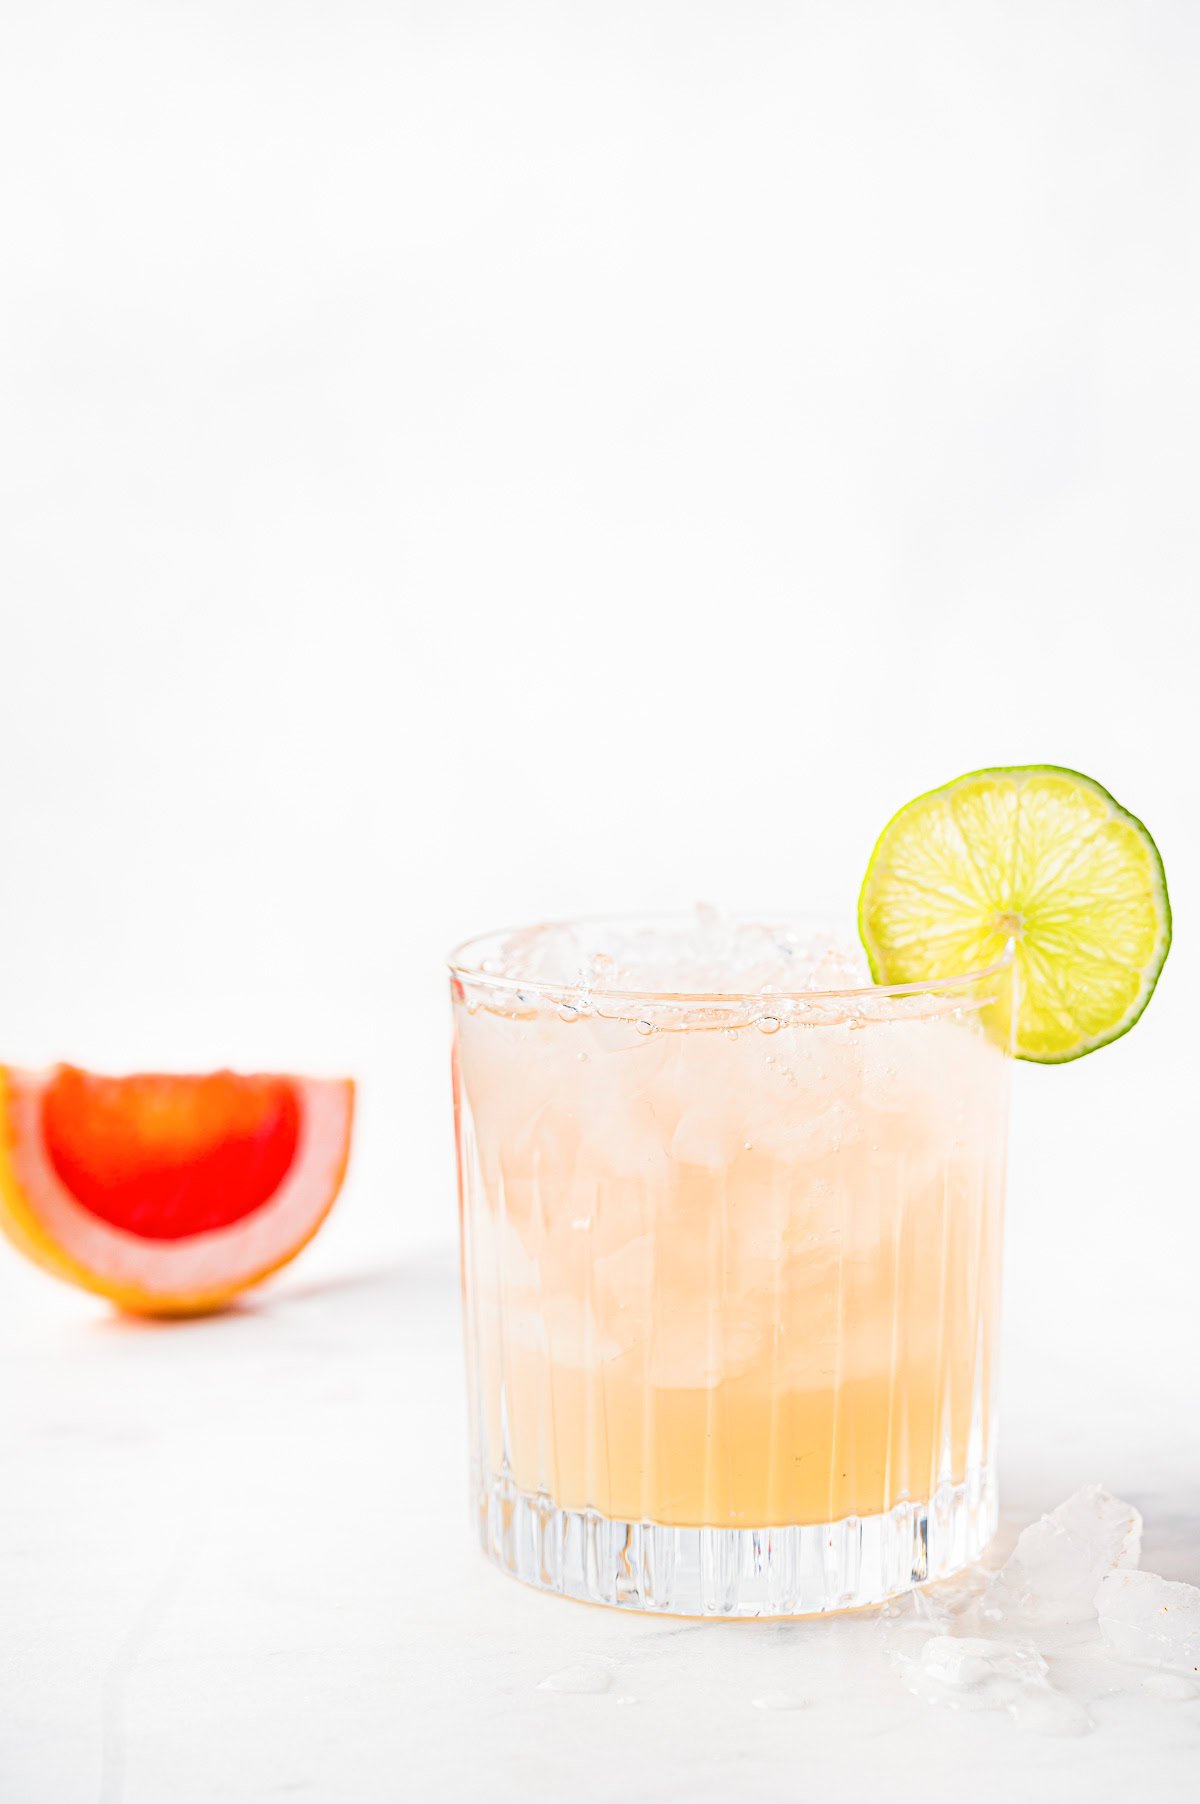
[0,1068,355,1315]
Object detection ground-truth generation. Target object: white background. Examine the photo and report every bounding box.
[2,5,1198,1800]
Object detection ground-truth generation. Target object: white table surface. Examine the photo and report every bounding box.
[4,4,1199,1797]
[3,1158,1198,1804]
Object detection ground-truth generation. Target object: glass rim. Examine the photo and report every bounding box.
[446,912,1016,1006]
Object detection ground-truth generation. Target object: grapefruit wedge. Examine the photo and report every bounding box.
[0,1065,355,1315]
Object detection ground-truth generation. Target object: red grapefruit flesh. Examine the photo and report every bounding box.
[0,1065,355,1314]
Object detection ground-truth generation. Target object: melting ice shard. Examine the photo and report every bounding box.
[1096,1570,1200,1674]
[989,1485,1142,1622]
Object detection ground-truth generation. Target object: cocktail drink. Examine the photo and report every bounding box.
[450,914,1015,1616]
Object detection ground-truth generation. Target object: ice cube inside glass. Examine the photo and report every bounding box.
[450,915,1014,1617]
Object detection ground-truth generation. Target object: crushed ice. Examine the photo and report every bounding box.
[986,1484,1142,1623]
[462,910,872,1001]
[883,1484,1200,1734]
[1096,1569,1200,1675]
[454,908,1000,1033]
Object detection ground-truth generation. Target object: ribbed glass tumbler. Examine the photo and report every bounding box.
[450,919,1014,1617]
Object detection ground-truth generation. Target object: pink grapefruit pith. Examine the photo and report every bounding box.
[0,1065,355,1315]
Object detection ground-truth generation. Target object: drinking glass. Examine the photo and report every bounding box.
[449,917,1014,1616]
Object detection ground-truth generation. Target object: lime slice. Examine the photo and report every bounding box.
[858,765,1171,1063]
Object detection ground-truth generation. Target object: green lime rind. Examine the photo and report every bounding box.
[858,764,1171,1064]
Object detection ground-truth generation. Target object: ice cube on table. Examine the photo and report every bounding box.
[1096,1569,1200,1674]
[989,1484,1142,1622]
[904,1636,1089,1730]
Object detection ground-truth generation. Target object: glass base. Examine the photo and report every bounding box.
[476,1468,998,1617]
